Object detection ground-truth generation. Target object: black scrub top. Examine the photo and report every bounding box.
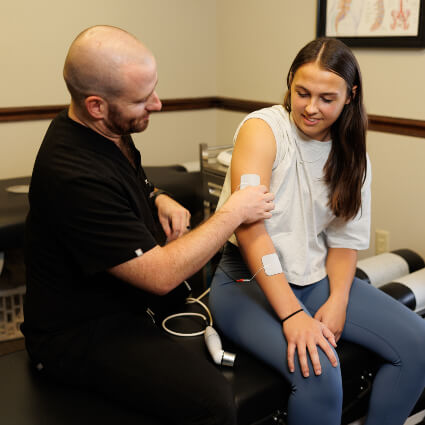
[23,110,164,337]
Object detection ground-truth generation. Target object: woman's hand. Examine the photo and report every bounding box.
[320,247,356,341]
[283,311,338,378]
[314,296,348,343]
[155,194,191,242]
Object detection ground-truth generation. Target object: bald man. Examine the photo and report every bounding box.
[22,26,274,425]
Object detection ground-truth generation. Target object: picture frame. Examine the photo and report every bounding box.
[316,0,425,47]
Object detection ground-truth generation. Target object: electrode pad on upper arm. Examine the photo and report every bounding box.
[240,174,260,189]
[262,253,283,276]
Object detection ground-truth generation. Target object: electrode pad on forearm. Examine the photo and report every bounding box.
[262,253,283,276]
[240,174,260,189]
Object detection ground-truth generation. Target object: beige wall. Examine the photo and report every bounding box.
[0,120,50,179]
[0,0,217,106]
[1,0,425,259]
[215,0,425,120]
[132,109,217,166]
[367,131,425,259]
[0,0,217,178]
[216,0,316,103]
[215,0,425,260]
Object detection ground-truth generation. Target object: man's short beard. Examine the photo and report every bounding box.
[106,103,146,135]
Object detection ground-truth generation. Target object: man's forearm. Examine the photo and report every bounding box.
[109,185,273,294]
[160,206,244,284]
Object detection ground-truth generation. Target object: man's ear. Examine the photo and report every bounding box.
[345,85,358,104]
[84,95,107,120]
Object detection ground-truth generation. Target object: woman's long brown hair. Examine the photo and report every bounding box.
[284,38,368,221]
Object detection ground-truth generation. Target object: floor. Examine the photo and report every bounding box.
[348,410,425,425]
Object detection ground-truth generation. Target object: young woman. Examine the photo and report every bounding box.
[210,37,425,425]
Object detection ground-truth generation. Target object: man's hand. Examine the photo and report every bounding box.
[155,194,191,242]
[222,185,275,224]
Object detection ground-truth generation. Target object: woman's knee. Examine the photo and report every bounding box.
[292,352,342,411]
[403,323,425,371]
[385,306,425,368]
[289,368,342,425]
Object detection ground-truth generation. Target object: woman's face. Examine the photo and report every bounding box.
[290,61,351,141]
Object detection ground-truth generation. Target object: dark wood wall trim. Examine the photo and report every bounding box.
[0,105,67,122]
[215,98,425,138]
[1,97,424,139]
[214,97,273,112]
[161,97,218,111]
[0,98,217,123]
[367,115,425,139]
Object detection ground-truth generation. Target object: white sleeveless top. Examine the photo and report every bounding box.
[217,105,371,285]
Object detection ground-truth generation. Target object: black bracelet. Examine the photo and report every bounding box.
[149,189,171,205]
[280,308,304,324]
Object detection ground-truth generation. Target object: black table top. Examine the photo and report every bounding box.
[0,176,30,249]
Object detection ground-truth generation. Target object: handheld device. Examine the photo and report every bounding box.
[204,325,236,367]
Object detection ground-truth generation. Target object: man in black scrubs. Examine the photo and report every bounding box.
[22,25,274,425]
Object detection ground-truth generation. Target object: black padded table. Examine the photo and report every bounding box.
[0,176,30,250]
[2,317,424,425]
[0,329,382,425]
[0,177,30,296]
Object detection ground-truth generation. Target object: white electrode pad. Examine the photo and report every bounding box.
[240,174,260,189]
[262,253,283,276]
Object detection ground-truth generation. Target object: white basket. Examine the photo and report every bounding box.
[0,285,25,341]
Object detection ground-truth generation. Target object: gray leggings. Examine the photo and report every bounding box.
[210,244,425,425]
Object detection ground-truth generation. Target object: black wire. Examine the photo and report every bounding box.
[216,263,252,284]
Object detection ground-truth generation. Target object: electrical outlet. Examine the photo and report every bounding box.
[375,229,390,254]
